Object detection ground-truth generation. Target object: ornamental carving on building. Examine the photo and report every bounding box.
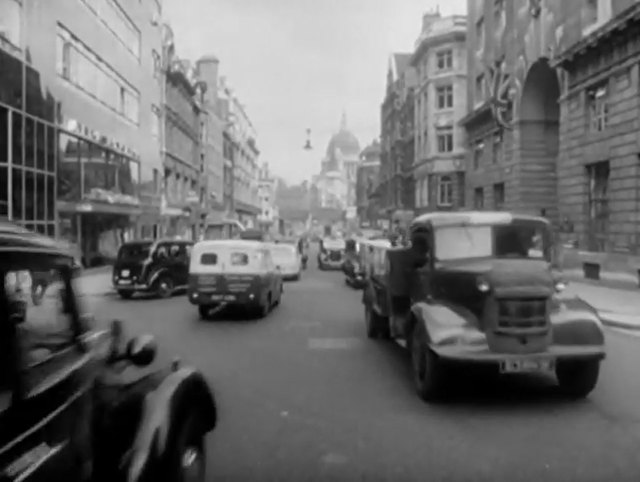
[484,57,514,130]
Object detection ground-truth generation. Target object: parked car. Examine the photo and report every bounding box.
[0,221,217,481]
[188,239,283,319]
[113,239,193,299]
[268,242,302,281]
[362,211,606,402]
[343,238,365,288]
[317,237,346,270]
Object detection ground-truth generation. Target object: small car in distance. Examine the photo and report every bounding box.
[362,211,606,402]
[113,239,193,299]
[268,242,302,280]
[318,237,346,270]
[0,221,217,481]
[188,239,283,319]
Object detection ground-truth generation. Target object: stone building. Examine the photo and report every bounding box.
[411,11,467,214]
[378,53,416,220]
[356,140,381,227]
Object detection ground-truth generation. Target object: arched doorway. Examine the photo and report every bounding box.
[518,58,560,220]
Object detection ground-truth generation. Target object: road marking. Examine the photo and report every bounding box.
[308,337,363,350]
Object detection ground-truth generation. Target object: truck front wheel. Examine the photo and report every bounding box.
[556,359,600,398]
[411,322,444,402]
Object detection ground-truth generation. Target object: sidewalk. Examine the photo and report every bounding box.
[563,281,640,331]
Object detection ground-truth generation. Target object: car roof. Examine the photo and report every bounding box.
[193,239,265,250]
[411,211,549,229]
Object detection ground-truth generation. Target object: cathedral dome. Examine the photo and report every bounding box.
[323,113,361,172]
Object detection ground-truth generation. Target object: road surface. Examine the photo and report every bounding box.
[85,263,640,482]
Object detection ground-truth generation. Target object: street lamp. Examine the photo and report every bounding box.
[303,128,312,150]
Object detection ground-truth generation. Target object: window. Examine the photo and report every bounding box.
[56,24,140,123]
[476,17,484,52]
[436,85,453,109]
[475,74,485,104]
[586,161,609,251]
[436,50,453,70]
[588,84,609,132]
[494,0,505,33]
[493,182,505,210]
[582,0,612,35]
[152,50,161,78]
[437,175,453,207]
[200,253,218,265]
[492,132,503,163]
[474,187,484,209]
[151,105,160,138]
[81,0,140,59]
[436,127,454,153]
[230,252,249,266]
[421,177,429,207]
[473,140,484,170]
[0,0,22,49]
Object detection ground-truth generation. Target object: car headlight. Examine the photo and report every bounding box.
[476,278,491,293]
[555,280,567,292]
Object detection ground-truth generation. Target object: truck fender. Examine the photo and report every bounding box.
[147,268,171,287]
[410,301,482,347]
[550,296,606,346]
[126,367,217,482]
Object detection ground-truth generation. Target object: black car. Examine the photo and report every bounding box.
[0,222,217,481]
[113,239,193,299]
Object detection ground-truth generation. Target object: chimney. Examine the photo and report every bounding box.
[196,55,220,105]
[422,8,441,33]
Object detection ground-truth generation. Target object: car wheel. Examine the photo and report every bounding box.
[256,294,271,319]
[166,414,206,482]
[156,275,174,299]
[198,305,211,320]
[556,360,600,398]
[411,322,444,402]
[118,290,133,300]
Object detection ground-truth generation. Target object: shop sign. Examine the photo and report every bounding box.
[62,118,140,160]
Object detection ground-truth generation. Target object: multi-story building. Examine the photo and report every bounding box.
[356,140,381,227]
[379,53,415,222]
[195,55,226,225]
[0,0,164,265]
[461,0,639,278]
[161,37,203,241]
[218,77,260,227]
[257,162,279,234]
[411,10,467,215]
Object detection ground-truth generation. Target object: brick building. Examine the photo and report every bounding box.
[378,53,416,221]
[411,11,467,214]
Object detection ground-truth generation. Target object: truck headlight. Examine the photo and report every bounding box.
[555,280,567,292]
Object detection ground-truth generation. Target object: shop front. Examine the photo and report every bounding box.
[56,129,154,266]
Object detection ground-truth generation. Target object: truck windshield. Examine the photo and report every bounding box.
[434,223,547,261]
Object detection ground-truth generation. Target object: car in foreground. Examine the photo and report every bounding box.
[188,239,283,319]
[268,242,302,280]
[112,239,193,299]
[362,211,606,401]
[0,222,217,481]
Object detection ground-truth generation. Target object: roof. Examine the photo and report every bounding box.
[0,221,75,258]
[411,211,549,229]
[193,239,264,250]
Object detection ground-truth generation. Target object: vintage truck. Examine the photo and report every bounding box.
[362,211,606,402]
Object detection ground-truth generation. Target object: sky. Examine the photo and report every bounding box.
[163,0,467,184]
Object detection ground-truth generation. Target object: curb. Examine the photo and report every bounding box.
[598,311,640,331]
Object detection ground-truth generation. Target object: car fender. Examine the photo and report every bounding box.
[126,367,217,482]
[410,301,485,347]
[147,268,171,287]
[550,295,605,346]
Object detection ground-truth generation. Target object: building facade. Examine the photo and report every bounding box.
[378,53,415,221]
[356,140,381,227]
[195,55,226,225]
[257,162,279,233]
[0,0,164,265]
[411,11,467,215]
[461,0,639,275]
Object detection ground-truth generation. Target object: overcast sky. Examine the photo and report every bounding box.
[164,0,466,183]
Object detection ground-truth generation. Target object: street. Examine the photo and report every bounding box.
[84,264,640,482]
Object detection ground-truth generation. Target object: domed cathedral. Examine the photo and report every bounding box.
[314,113,361,213]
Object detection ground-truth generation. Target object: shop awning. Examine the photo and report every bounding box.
[57,200,143,216]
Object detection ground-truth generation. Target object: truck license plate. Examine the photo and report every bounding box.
[211,294,236,301]
[500,358,555,374]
